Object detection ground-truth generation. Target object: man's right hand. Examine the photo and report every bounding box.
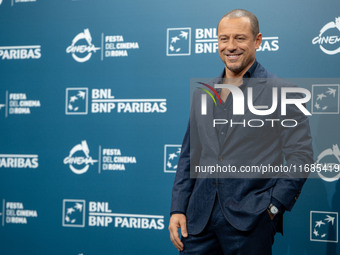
[168,213,188,252]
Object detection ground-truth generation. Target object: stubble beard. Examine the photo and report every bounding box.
[225,57,253,75]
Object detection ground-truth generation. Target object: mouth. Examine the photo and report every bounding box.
[226,53,242,61]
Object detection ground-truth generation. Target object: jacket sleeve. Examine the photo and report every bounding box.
[170,91,202,214]
[272,89,314,211]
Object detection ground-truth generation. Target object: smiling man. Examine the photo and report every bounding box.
[218,14,261,77]
[169,9,313,255]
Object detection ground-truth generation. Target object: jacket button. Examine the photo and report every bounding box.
[218,156,223,162]
[213,181,217,187]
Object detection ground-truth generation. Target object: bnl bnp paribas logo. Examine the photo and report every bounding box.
[166,27,279,56]
[62,199,86,227]
[65,88,167,115]
[66,28,140,62]
[0,153,38,169]
[62,199,164,230]
[312,84,339,114]
[65,88,88,115]
[312,17,340,55]
[0,45,41,60]
[310,211,338,243]
[0,0,37,7]
[164,144,181,173]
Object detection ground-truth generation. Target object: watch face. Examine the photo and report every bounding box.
[270,206,279,214]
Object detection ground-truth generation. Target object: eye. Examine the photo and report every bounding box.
[219,37,228,42]
[236,37,245,41]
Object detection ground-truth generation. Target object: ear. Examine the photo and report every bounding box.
[255,33,262,49]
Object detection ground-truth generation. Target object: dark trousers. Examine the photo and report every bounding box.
[181,197,278,255]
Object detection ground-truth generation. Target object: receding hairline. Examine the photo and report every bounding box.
[217,9,260,39]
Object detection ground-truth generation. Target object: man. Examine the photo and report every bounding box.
[169,9,313,254]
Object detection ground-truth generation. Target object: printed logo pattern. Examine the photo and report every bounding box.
[316,144,340,182]
[65,88,88,115]
[164,145,181,173]
[310,211,338,243]
[62,199,86,227]
[312,85,339,114]
[63,141,98,175]
[66,29,100,62]
[312,17,340,55]
[166,28,191,56]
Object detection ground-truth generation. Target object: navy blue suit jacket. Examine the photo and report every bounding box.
[170,62,313,235]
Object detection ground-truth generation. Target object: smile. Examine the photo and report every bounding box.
[226,53,242,60]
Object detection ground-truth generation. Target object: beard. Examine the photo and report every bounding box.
[225,56,253,75]
[226,63,245,74]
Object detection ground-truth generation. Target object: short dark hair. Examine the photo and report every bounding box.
[218,9,259,39]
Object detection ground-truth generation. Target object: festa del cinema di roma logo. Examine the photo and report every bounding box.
[63,140,97,174]
[313,17,340,55]
[66,29,139,62]
[63,140,137,174]
[66,29,100,63]
[316,144,340,182]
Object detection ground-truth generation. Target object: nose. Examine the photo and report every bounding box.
[226,38,237,52]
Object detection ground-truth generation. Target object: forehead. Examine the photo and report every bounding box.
[218,17,252,35]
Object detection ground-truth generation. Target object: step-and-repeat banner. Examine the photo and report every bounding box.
[0,0,340,254]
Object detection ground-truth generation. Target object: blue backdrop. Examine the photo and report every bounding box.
[0,0,340,254]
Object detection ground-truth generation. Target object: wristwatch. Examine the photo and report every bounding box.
[268,203,279,215]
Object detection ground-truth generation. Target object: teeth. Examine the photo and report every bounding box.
[227,54,240,59]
